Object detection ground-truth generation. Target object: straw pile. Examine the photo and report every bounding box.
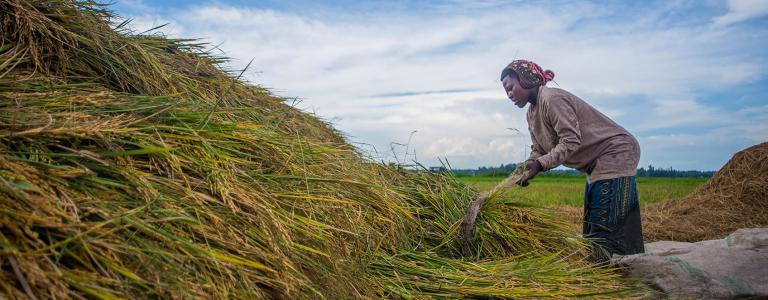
[643,142,768,242]
[0,1,631,298]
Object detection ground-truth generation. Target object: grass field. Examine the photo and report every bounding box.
[459,175,708,207]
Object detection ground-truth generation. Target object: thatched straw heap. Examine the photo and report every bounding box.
[0,1,630,298]
[644,142,768,242]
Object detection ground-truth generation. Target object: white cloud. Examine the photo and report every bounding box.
[124,15,180,35]
[118,2,768,170]
[712,0,768,27]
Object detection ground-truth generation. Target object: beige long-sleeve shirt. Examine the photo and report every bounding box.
[527,86,640,182]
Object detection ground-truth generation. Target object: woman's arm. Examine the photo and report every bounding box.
[536,96,582,169]
[527,126,545,162]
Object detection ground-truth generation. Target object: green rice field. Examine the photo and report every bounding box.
[458,175,708,207]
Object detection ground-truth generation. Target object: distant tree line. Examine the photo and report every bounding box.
[450,163,518,177]
[448,164,714,178]
[635,165,715,178]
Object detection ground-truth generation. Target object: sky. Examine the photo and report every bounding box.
[109,0,768,171]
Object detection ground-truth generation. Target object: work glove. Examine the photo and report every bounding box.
[517,160,542,187]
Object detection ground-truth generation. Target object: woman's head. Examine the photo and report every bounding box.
[500,59,554,108]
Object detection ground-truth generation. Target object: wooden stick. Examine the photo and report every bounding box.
[459,162,527,256]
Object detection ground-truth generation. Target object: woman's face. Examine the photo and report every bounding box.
[502,75,531,108]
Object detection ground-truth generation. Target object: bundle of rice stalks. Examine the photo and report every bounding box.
[643,142,768,242]
[393,170,588,258]
[1,1,632,298]
[370,251,626,299]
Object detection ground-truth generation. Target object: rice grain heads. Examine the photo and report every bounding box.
[0,1,630,299]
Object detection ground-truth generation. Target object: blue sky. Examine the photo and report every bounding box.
[110,0,768,171]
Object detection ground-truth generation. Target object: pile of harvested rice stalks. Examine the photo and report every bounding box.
[0,1,633,298]
[643,142,768,242]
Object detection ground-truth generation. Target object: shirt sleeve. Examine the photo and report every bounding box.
[527,126,544,162]
[536,96,582,169]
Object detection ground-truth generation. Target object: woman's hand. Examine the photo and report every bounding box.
[517,160,542,187]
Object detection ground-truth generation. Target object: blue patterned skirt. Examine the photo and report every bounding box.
[583,176,644,258]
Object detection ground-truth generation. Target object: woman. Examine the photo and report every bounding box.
[500,59,644,260]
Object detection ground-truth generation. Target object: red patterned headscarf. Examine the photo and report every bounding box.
[500,59,555,89]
